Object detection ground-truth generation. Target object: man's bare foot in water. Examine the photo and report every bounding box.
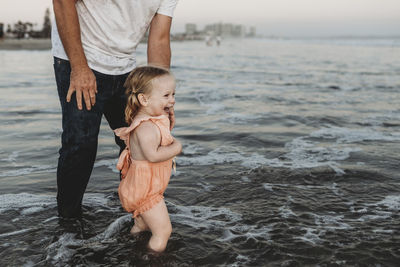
[130,216,149,235]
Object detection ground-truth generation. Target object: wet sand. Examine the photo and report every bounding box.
[0,38,51,50]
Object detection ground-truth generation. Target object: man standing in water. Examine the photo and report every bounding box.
[52,0,178,218]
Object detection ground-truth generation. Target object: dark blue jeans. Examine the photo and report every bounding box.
[54,57,129,218]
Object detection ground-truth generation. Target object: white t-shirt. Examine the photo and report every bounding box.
[52,0,178,75]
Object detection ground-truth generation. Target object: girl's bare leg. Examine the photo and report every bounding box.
[140,199,172,252]
[130,215,149,234]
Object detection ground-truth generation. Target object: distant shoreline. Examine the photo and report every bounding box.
[0,37,197,50]
[0,38,51,50]
[0,37,195,50]
[1,35,398,51]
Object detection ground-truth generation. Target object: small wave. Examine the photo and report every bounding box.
[182,143,206,155]
[178,146,245,166]
[194,89,227,115]
[374,195,400,211]
[204,102,225,115]
[241,176,251,183]
[358,112,400,127]
[178,148,280,169]
[83,193,115,209]
[0,193,55,214]
[246,138,359,175]
[0,192,113,215]
[196,181,214,192]
[279,205,296,218]
[217,223,272,243]
[298,227,323,245]
[310,126,400,143]
[329,182,342,196]
[262,183,273,191]
[224,112,264,125]
[21,206,48,215]
[170,202,272,243]
[0,151,19,162]
[232,254,251,267]
[46,233,84,265]
[94,159,118,173]
[313,214,351,230]
[178,137,359,175]
[100,214,132,239]
[0,228,35,238]
[180,124,391,175]
[0,165,56,177]
[358,212,392,222]
[372,229,394,234]
[250,125,400,174]
[350,206,368,214]
[297,213,352,244]
[170,202,242,230]
[283,136,361,174]
[350,195,399,222]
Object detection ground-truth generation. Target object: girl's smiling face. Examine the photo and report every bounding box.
[141,74,176,117]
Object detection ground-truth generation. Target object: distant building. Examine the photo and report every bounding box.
[204,23,225,37]
[173,22,256,41]
[247,26,256,37]
[185,23,197,35]
[232,25,245,37]
[221,24,233,37]
[204,22,247,38]
[203,24,216,36]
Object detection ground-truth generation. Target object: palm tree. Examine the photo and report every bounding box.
[41,8,51,38]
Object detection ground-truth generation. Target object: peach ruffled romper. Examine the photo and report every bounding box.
[114,115,174,218]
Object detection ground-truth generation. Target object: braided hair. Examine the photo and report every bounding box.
[124,66,171,124]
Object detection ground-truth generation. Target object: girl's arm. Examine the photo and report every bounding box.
[135,121,181,163]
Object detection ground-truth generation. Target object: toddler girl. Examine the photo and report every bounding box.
[114,66,182,252]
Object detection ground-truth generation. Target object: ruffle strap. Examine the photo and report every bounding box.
[114,127,132,142]
[117,148,131,179]
[113,115,168,142]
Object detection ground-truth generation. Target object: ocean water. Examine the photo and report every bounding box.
[0,38,399,266]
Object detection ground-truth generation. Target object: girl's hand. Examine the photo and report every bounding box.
[172,138,182,155]
[169,107,175,130]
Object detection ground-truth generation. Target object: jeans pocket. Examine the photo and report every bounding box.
[54,57,71,103]
[54,57,71,75]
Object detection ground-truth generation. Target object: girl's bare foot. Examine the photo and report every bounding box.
[130,216,149,235]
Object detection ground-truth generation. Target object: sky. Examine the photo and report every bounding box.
[1,0,399,37]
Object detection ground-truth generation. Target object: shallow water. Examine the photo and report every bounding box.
[0,38,400,266]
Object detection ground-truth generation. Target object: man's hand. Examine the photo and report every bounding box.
[169,107,175,130]
[66,66,97,110]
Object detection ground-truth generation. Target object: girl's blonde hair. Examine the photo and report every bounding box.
[124,65,171,124]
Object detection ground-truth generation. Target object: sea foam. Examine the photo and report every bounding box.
[170,202,272,243]
[310,125,400,143]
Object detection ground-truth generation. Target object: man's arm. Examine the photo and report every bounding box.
[53,0,97,110]
[147,13,176,129]
[147,13,172,68]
